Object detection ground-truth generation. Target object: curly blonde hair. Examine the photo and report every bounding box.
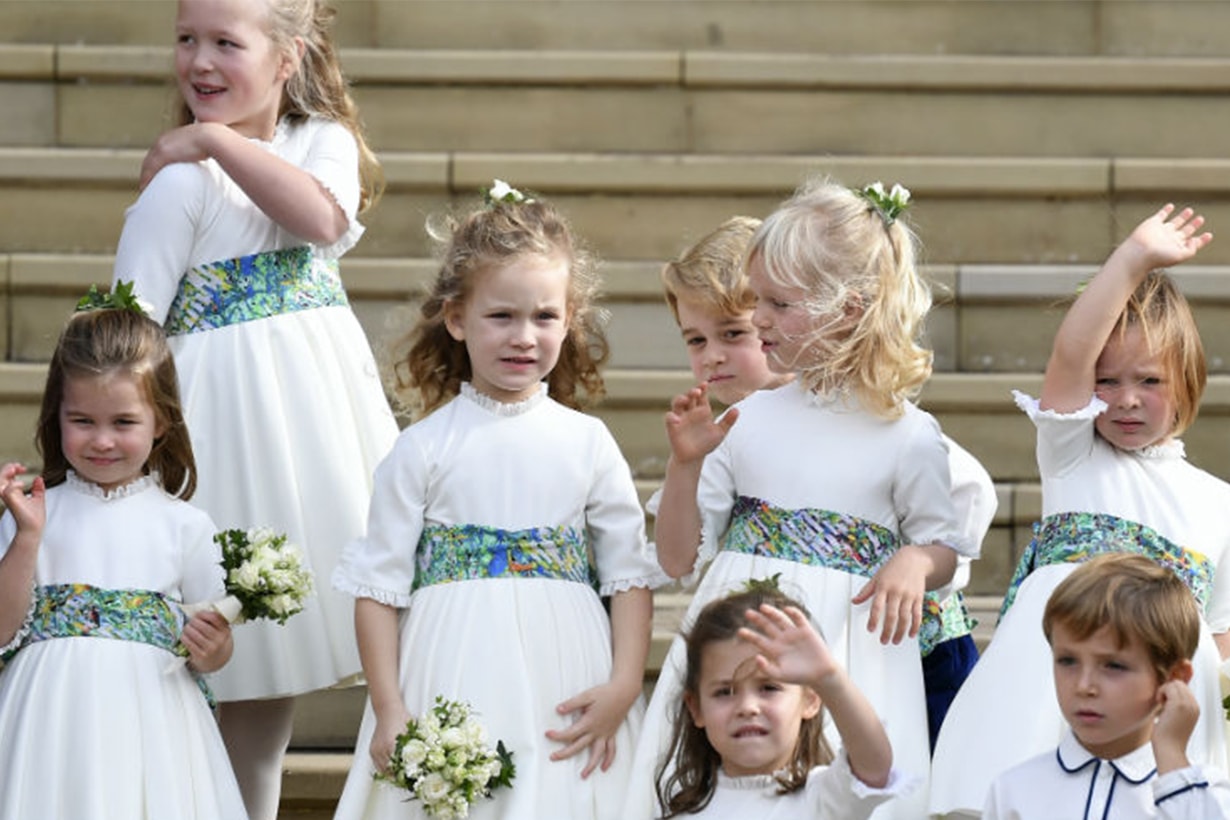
[174,0,384,213]
[393,195,609,416]
[747,177,933,418]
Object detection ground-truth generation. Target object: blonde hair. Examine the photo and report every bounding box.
[174,0,384,213]
[746,177,933,418]
[37,309,197,499]
[394,196,608,416]
[662,216,761,323]
[1043,553,1200,683]
[1110,271,1206,436]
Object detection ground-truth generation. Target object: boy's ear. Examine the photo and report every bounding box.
[1167,659,1194,684]
[443,300,465,342]
[683,691,704,728]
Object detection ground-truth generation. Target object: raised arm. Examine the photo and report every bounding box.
[740,604,892,788]
[0,464,45,647]
[139,121,349,246]
[1042,204,1211,413]
[653,385,737,578]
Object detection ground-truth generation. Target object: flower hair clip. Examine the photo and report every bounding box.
[76,280,152,317]
[856,181,912,225]
[483,178,534,208]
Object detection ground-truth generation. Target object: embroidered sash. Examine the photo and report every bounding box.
[0,583,216,707]
[720,496,973,655]
[165,246,347,335]
[999,512,1215,619]
[413,523,596,592]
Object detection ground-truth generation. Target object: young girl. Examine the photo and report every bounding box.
[657,584,910,818]
[930,205,1230,816]
[637,178,975,820]
[0,305,246,818]
[330,187,663,819]
[110,1,399,815]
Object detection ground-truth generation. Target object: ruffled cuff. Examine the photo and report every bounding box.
[331,567,412,609]
[1011,389,1107,421]
[676,520,718,590]
[599,570,674,597]
[832,751,920,800]
[0,582,37,661]
[310,177,365,259]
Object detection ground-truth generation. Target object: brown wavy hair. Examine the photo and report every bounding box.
[392,194,608,417]
[174,0,384,213]
[36,308,197,499]
[656,586,831,817]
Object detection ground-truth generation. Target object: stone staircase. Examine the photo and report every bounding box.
[4,1,1230,815]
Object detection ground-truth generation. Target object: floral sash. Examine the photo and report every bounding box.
[999,512,1215,619]
[0,583,215,707]
[413,523,596,592]
[720,496,973,655]
[165,245,348,335]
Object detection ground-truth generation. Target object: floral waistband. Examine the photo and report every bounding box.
[720,496,971,654]
[999,512,1214,619]
[164,245,348,336]
[413,523,596,593]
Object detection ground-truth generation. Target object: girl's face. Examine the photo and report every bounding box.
[1093,326,1178,451]
[175,0,297,140]
[675,296,791,406]
[59,372,162,492]
[747,256,825,374]
[684,637,820,778]
[445,254,571,404]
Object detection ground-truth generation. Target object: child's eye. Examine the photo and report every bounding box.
[535,311,560,322]
[1140,377,1162,387]
[772,299,790,309]
[1054,655,1076,667]
[217,38,239,48]
[722,329,747,341]
[684,336,705,347]
[176,34,194,45]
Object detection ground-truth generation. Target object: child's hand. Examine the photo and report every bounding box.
[547,678,640,778]
[370,704,413,776]
[1153,676,1199,774]
[139,123,225,190]
[1121,203,1213,271]
[664,384,738,466]
[0,463,45,538]
[739,604,838,689]
[852,544,931,645]
[181,610,233,674]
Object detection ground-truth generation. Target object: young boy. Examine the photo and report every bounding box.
[984,553,1230,818]
[658,215,995,750]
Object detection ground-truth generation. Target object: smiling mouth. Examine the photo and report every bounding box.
[192,83,225,97]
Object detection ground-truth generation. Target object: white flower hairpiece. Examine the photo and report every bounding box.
[483,179,534,207]
[856,181,912,225]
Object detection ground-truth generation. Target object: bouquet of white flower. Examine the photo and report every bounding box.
[215,527,314,625]
[378,696,515,819]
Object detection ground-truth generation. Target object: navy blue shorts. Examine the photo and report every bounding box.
[923,634,979,752]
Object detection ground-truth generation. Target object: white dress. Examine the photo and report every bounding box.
[984,730,1230,820]
[112,115,399,700]
[0,473,247,820]
[629,382,973,820]
[930,394,1230,816]
[671,754,913,819]
[331,384,665,820]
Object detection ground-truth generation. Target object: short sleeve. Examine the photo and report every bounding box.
[893,411,972,556]
[112,162,208,323]
[177,504,225,605]
[587,427,671,594]
[946,435,997,558]
[808,753,917,818]
[298,118,364,258]
[1013,390,1107,479]
[331,432,425,608]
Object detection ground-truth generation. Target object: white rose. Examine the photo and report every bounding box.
[418,772,452,803]
[440,727,466,749]
[889,183,911,205]
[866,181,886,198]
[488,179,512,200]
[232,562,262,592]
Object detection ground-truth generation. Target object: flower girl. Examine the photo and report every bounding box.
[0,302,245,818]
[331,183,664,819]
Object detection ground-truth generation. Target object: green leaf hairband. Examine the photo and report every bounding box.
[76,280,151,317]
[856,181,912,225]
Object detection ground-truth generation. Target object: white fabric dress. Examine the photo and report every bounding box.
[629,381,973,820]
[331,384,665,820]
[984,730,1230,820]
[0,473,247,820]
[112,115,398,700]
[669,754,912,819]
[930,394,1230,816]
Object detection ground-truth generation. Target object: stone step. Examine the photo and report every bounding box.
[6,45,1230,158]
[5,149,1230,266]
[0,1,1221,57]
